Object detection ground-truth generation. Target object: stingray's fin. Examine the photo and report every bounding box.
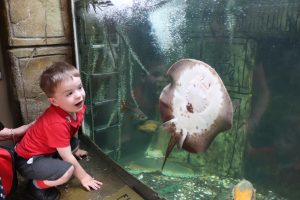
[177,130,187,149]
[160,120,176,133]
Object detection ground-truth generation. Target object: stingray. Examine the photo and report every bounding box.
[159,59,233,170]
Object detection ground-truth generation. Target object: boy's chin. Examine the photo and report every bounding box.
[74,105,83,112]
[65,106,82,114]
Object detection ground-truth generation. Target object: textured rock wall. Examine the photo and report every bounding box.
[2,0,73,123]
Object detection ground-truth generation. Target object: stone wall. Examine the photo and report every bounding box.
[1,0,74,123]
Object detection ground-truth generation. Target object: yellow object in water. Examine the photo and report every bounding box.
[232,179,256,200]
[138,120,159,133]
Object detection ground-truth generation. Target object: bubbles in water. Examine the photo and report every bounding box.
[149,0,186,53]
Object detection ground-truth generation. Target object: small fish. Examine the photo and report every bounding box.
[138,120,160,133]
[247,146,274,157]
[121,101,148,121]
[232,179,256,200]
[89,0,114,13]
[278,161,300,171]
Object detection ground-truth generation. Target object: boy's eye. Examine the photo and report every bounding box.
[66,91,73,96]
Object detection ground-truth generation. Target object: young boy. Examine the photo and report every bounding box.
[15,62,102,200]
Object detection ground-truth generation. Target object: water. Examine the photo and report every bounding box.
[74,0,300,199]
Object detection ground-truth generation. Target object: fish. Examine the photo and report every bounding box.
[138,120,160,133]
[232,179,256,200]
[247,146,274,157]
[120,101,148,121]
[159,59,233,170]
[278,161,300,171]
[89,0,114,13]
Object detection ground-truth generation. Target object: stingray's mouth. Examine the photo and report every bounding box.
[186,102,194,113]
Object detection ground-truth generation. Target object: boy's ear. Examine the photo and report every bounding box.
[48,97,58,106]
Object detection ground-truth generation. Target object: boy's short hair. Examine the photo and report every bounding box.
[40,62,80,97]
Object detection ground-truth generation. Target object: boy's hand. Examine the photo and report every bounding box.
[74,148,88,159]
[81,174,103,191]
[58,146,101,191]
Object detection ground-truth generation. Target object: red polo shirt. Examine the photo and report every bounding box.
[15,105,86,159]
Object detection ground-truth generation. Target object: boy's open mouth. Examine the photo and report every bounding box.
[75,101,83,107]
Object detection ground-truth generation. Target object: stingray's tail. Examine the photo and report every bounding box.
[161,135,180,171]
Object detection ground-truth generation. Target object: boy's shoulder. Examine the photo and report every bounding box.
[40,105,69,125]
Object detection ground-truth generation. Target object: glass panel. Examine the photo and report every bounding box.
[74,0,300,199]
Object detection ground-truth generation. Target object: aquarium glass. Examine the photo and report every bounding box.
[73,0,300,199]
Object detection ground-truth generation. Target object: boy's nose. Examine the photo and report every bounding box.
[74,90,82,98]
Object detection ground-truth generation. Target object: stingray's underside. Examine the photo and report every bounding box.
[159,59,233,169]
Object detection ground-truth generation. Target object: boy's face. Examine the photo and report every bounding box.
[49,76,86,114]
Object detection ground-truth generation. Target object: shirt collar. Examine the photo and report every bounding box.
[51,105,86,128]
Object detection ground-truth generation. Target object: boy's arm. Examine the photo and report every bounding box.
[74,130,79,138]
[72,131,88,159]
[57,146,102,191]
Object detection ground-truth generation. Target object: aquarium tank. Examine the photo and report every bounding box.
[72,0,300,199]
